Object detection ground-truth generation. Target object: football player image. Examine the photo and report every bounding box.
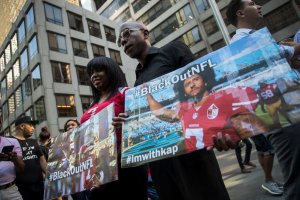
[147,68,269,152]
[257,80,291,128]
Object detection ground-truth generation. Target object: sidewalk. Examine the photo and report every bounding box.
[216,150,283,200]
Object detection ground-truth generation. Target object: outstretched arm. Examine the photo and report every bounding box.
[147,93,180,122]
[231,113,269,139]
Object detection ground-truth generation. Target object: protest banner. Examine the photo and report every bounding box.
[121,28,300,167]
[44,103,118,199]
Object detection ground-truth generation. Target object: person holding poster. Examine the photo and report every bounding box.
[226,0,300,198]
[114,21,230,200]
[80,57,148,200]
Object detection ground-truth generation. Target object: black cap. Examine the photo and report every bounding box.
[15,116,39,126]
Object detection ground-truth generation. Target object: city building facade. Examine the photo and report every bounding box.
[0,0,136,136]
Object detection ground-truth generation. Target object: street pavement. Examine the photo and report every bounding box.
[216,149,284,200]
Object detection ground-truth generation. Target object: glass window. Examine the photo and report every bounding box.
[0,54,5,72]
[264,2,299,33]
[103,26,116,43]
[51,61,72,83]
[76,65,89,85]
[132,0,149,13]
[15,87,23,109]
[47,32,67,53]
[71,39,88,58]
[114,8,131,24]
[8,95,15,115]
[11,33,18,55]
[22,76,31,101]
[7,69,13,90]
[81,96,93,112]
[28,35,38,59]
[67,12,84,32]
[194,0,210,13]
[2,102,8,119]
[44,3,63,26]
[18,21,26,44]
[25,107,34,119]
[92,44,105,57]
[20,48,28,72]
[220,7,229,26]
[35,97,46,122]
[13,60,20,80]
[5,43,11,64]
[109,49,122,65]
[1,78,6,100]
[55,94,77,117]
[100,0,127,18]
[176,26,201,47]
[87,19,102,38]
[26,6,35,31]
[32,65,42,89]
[203,16,219,36]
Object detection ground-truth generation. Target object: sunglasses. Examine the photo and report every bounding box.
[117,28,144,47]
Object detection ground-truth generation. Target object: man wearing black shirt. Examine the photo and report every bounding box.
[113,21,229,200]
[13,116,47,200]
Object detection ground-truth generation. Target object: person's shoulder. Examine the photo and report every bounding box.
[2,136,19,144]
[162,41,189,51]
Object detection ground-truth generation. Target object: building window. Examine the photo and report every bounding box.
[203,16,219,36]
[211,39,225,51]
[15,87,23,109]
[1,78,6,100]
[71,39,88,58]
[32,65,42,89]
[11,33,18,55]
[5,43,11,65]
[7,69,13,90]
[138,1,172,25]
[132,0,149,13]
[22,76,31,101]
[67,12,84,32]
[176,27,202,47]
[13,60,20,81]
[264,2,299,34]
[149,4,194,44]
[220,7,230,26]
[35,97,46,122]
[100,0,127,18]
[8,95,15,115]
[51,61,72,83]
[2,102,8,119]
[28,35,38,59]
[114,8,131,24]
[194,49,208,59]
[0,54,5,72]
[194,0,210,13]
[92,44,105,57]
[25,107,34,119]
[26,6,35,32]
[18,21,26,44]
[109,49,122,65]
[44,3,63,26]
[87,19,102,38]
[76,65,89,85]
[103,26,116,43]
[81,96,93,112]
[47,32,67,53]
[20,48,28,72]
[55,94,76,117]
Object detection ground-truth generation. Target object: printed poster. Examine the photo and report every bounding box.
[44,103,118,199]
[121,28,300,167]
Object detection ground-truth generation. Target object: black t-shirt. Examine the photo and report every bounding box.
[14,138,44,185]
[39,145,49,161]
[135,41,195,86]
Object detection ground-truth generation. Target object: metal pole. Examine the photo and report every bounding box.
[208,0,231,44]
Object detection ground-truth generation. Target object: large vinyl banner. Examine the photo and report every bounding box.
[121,28,300,167]
[44,103,118,199]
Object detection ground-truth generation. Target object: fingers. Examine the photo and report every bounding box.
[112,113,128,129]
[212,133,237,151]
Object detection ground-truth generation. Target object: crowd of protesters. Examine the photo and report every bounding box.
[1,0,300,200]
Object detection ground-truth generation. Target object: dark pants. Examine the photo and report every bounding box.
[17,182,44,200]
[90,165,148,200]
[149,149,230,200]
[268,123,300,200]
[235,138,252,169]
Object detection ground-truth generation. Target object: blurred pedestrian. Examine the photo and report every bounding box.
[235,139,256,173]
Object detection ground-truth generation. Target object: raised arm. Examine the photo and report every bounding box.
[147,93,179,122]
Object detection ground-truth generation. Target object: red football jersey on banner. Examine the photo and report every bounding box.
[80,144,96,190]
[178,86,258,152]
[257,83,280,104]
